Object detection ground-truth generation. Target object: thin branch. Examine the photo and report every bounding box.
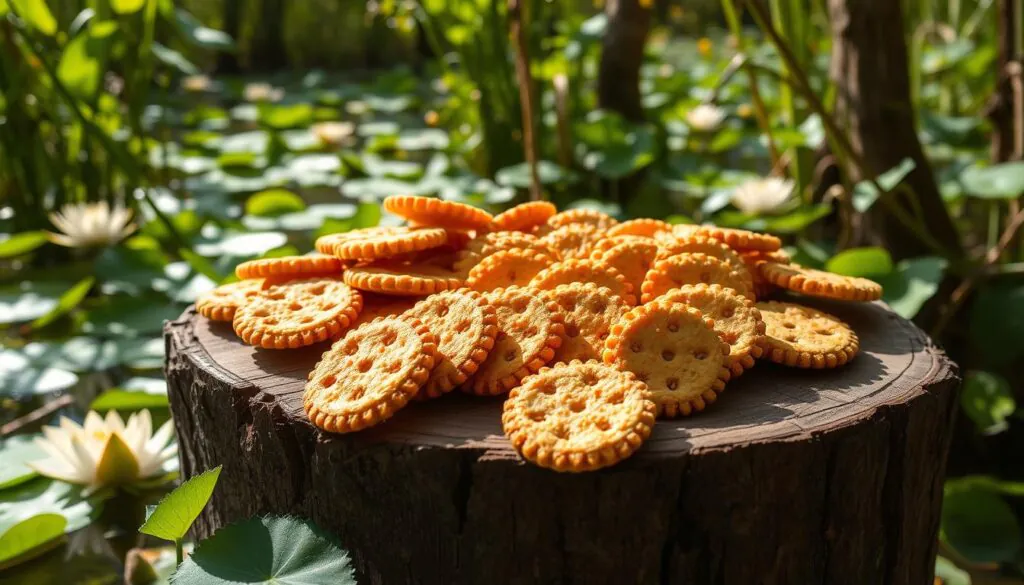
[1,394,74,436]
[508,0,542,201]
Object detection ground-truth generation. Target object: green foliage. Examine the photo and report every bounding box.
[0,232,48,258]
[140,466,222,543]
[942,479,1023,564]
[0,478,104,569]
[961,371,1015,435]
[172,516,356,585]
[0,436,45,490]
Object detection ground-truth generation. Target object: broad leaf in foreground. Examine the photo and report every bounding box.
[141,466,222,542]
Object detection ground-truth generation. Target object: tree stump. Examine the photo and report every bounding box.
[164,298,959,585]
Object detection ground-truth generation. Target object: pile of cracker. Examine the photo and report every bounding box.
[197,195,881,472]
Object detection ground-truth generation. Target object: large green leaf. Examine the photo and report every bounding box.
[259,104,314,130]
[961,371,1015,435]
[57,20,119,101]
[31,276,93,329]
[851,158,917,212]
[172,516,355,584]
[0,232,48,258]
[7,0,57,35]
[0,282,72,324]
[0,478,101,536]
[0,513,65,569]
[959,162,1024,199]
[0,435,45,490]
[826,247,893,279]
[173,8,234,51]
[878,257,946,319]
[141,466,222,542]
[941,482,1022,564]
[969,284,1024,366]
[245,189,306,217]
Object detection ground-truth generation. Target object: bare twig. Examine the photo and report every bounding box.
[1,394,74,437]
[508,0,542,201]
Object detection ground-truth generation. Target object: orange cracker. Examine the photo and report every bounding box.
[656,235,746,275]
[317,226,448,261]
[606,218,671,238]
[547,283,631,363]
[693,225,782,252]
[759,263,883,302]
[540,223,604,259]
[757,301,859,368]
[547,208,619,230]
[641,252,753,303]
[530,258,636,306]
[349,293,418,328]
[603,300,731,418]
[466,248,555,291]
[589,239,660,297]
[740,249,791,299]
[233,277,363,349]
[659,284,766,377]
[492,201,557,232]
[464,287,565,395]
[343,258,464,296]
[196,279,264,322]
[235,254,343,280]
[454,231,558,275]
[590,234,652,254]
[406,290,498,397]
[502,361,656,472]
[304,316,437,433]
[383,195,493,231]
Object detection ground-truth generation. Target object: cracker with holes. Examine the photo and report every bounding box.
[759,263,882,302]
[233,277,363,349]
[343,258,464,296]
[196,279,264,322]
[464,287,565,396]
[547,283,630,363]
[589,239,659,298]
[304,317,438,433]
[405,290,498,398]
[466,248,554,291]
[383,195,494,231]
[492,201,557,232]
[317,226,448,261]
[693,225,782,252]
[235,254,344,281]
[641,252,753,303]
[454,231,557,275]
[655,236,746,274]
[547,208,619,230]
[660,284,766,377]
[603,300,731,418]
[606,218,670,238]
[530,259,636,306]
[740,250,791,299]
[540,223,603,259]
[502,361,656,472]
[757,301,859,368]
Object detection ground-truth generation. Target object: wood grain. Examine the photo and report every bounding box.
[165,297,959,585]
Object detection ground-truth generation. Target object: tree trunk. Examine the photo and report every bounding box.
[985,0,1022,163]
[215,0,243,74]
[597,0,649,122]
[827,0,962,259]
[165,299,959,585]
[248,0,288,71]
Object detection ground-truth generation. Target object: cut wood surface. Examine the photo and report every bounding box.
[165,297,959,585]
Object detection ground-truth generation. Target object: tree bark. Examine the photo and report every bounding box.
[827,0,962,259]
[985,0,1021,162]
[248,0,287,71]
[214,0,243,74]
[165,299,959,585]
[597,0,649,122]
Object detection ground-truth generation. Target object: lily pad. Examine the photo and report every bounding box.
[245,190,306,217]
[92,389,169,412]
[0,478,102,536]
[242,204,356,232]
[172,516,356,585]
[0,435,46,490]
[0,365,78,398]
[0,513,66,569]
[959,162,1024,199]
[0,282,72,325]
[495,161,579,188]
[193,231,289,258]
[83,296,184,337]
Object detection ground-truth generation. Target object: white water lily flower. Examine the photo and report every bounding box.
[685,104,727,132]
[47,201,136,248]
[311,121,355,147]
[29,410,176,495]
[243,82,284,103]
[731,177,796,215]
[181,74,211,93]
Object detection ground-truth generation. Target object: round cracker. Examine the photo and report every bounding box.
[304,317,437,433]
[547,283,631,363]
[757,301,860,368]
[589,239,660,298]
[343,259,464,296]
[502,361,656,472]
[317,227,448,261]
[693,225,781,252]
[464,287,565,395]
[492,201,557,232]
[466,248,555,291]
[547,208,618,230]
[540,223,603,259]
[233,277,363,349]
[759,263,882,302]
[196,279,264,322]
[235,254,343,280]
[530,259,636,306]
[641,252,753,302]
[406,290,498,397]
[603,300,731,418]
[384,195,493,231]
[606,218,671,238]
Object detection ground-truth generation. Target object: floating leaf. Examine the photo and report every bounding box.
[0,232,48,258]
[172,516,356,585]
[0,435,45,490]
[31,277,93,329]
[83,295,184,337]
[961,371,1015,435]
[193,231,288,258]
[0,282,70,324]
[495,161,579,188]
[878,257,946,319]
[0,365,78,398]
[941,482,1022,564]
[173,8,234,51]
[242,204,356,232]
[0,513,65,568]
[92,389,169,412]
[396,128,449,151]
[259,104,314,130]
[0,478,101,536]
[959,162,1024,199]
[141,466,222,542]
[825,247,893,279]
[851,158,917,212]
[245,190,306,217]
